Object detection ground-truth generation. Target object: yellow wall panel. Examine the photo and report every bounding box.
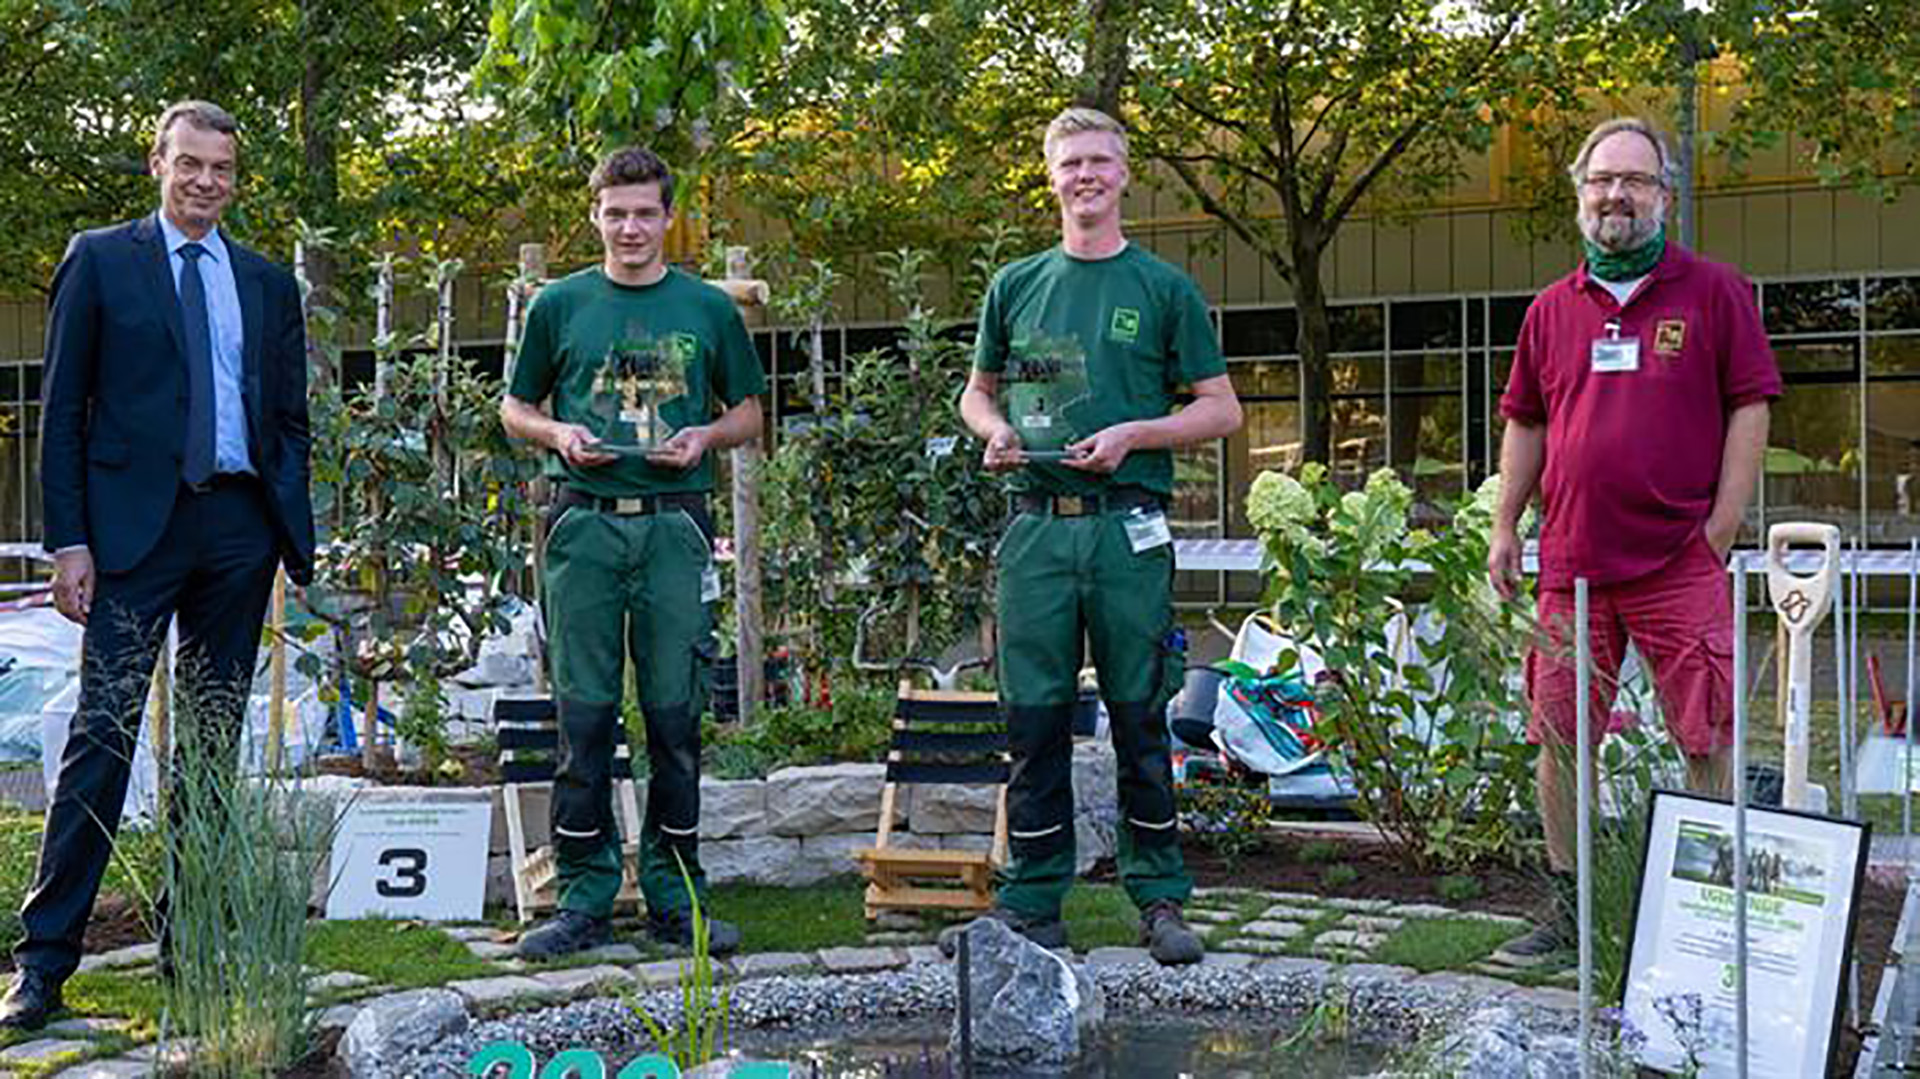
[1787,189,1836,275]
[1699,192,1745,267]
[1333,220,1376,299]
[1742,192,1792,276]
[1452,212,1493,293]
[1412,215,1454,293]
[1831,189,1881,271]
[1373,221,1415,296]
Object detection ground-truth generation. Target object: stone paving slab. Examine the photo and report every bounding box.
[1199,952,1258,971]
[818,946,904,975]
[1258,904,1324,923]
[731,952,817,978]
[1387,903,1459,919]
[1252,956,1335,980]
[582,943,644,963]
[1219,938,1290,955]
[863,931,931,945]
[125,1040,195,1066]
[1412,970,1519,999]
[903,945,944,966]
[1314,929,1384,949]
[446,975,563,1007]
[45,1018,131,1038]
[1240,920,1306,939]
[1085,946,1154,967]
[1344,915,1405,933]
[1331,963,1418,986]
[1183,908,1237,924]
[0,1038,92,1065]
[1460,911,1529,930]
[309,970,375,993]
[633,956,687,983]
[465,941,516,960]
[533,964,635,995]
[1512,986,1580,1011]
[50,1060,154,1079]
[1323,897,1394,914]
[442,926,506,942]
[1264,891,1327,906]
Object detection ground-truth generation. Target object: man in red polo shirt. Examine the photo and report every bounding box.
[1488,117,1782,955]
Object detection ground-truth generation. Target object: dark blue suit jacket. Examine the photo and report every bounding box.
[39,214,316,584]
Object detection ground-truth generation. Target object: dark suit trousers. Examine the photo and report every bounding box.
[16,477,278,981]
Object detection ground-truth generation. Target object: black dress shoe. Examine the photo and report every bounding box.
[0,968,64,1030]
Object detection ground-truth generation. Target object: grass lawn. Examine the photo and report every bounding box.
[1371,917,1523,973]
[0,809,161,960]
[305,919,497,988]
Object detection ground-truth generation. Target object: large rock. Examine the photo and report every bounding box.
[1070,742,1118,813]
[907,782,1000,835]
[1074,811,1117,874]
[1428,1004,1581,1079]
[950,917,1103,1066]
[339,989,468,1078]
[699,779,766,839]
[702,835,802,885]
[763,764,893,835]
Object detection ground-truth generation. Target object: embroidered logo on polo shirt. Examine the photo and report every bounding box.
[1109,307,1141,343]
[1654,318,1686,356]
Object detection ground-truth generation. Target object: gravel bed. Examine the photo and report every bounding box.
[388,960,1576,1078]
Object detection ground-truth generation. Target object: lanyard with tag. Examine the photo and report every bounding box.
[1590,318,1639,373]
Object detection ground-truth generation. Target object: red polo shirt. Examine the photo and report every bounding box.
[1500,244,1783,590]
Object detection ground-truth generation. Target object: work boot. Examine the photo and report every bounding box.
[516,910,613,960]
[937,906,1069,957]
[1501,873,1575,959]
[647,907,742,957]
[1139,900,1205,965]
[0,968,63,1031]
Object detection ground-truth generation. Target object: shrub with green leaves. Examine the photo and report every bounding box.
[1246,464,1537,872]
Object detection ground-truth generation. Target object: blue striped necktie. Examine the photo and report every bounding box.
[177,241,215,487]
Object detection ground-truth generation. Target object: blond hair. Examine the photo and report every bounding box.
[1044,107,1129,164]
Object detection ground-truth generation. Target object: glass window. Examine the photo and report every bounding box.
[1221,307,1298,358]
[1170,443,1221,538]
[1329,355,1385,395]
[1764,382,1859,534]
[1330,303,1385,353]
[1865,382,1920,544]
[0,365,23,402]
[1241,398,1301,488]
[1489,297,1531,348]
[1764,279,1862,336]
[1229,358,1298,398]
[1331,393,1387,488]
[1869,336,1920,377]
[844,324,905,358]
[752,331,774,375]
[1772,338,1858,376]
[1868,275,1920,331]
[1389,299,1463,351]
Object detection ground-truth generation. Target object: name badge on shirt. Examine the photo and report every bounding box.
[1590,320,1639,373]
[1124,508,1173,554]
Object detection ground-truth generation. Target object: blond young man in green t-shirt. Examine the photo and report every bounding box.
[501,147,766,959]
[948,107,1243,965]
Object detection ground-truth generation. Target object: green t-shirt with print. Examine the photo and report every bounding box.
[972,244,1226,496]
[508,267,767,496]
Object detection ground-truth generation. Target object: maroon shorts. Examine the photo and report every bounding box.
[1526,534,1734,756]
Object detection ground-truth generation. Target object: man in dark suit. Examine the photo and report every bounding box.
[0,100,316,1029]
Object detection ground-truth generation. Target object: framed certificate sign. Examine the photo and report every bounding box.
[1622,789,1869,1078]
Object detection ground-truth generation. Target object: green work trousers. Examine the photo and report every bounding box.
[545,502,715,917]
[993,506,1192,920]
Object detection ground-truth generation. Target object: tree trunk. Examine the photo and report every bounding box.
[1291,237,1335,467]
[1076,0,1134,115]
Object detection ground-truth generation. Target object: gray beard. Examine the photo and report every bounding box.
[1579,208,1661,253]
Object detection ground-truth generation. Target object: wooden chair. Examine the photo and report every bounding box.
[852,681,1010,920]
[495,696,644,923]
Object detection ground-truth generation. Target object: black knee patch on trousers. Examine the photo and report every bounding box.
[1006,703,1076,859]
[643,703,701,857]
[553,699,619,860]
[1107,699,1180,849]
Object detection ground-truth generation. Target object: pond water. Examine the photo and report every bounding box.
[710,1014,1398,1078]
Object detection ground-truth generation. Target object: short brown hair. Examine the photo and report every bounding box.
[590,147,675,211]
[1044,107,1129,165]
[151,101,238,160]
[1568,117,1677,190]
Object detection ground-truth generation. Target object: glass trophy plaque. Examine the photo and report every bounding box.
[588,330,691,456]
[1004,335,1090,462]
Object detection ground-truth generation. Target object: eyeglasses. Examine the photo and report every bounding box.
[1581,171,1664,194]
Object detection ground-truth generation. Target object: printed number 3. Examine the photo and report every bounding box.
[376,847,428,898]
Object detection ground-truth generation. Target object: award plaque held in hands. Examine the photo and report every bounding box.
[1005,336,1090,462]
[589,330,692,456]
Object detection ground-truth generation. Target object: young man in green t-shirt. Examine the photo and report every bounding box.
[500,147,766,959]
[950,107,1243,965]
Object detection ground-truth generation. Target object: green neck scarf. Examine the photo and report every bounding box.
[1584,229,1665,282]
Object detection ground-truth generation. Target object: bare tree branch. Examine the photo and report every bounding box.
[1162,154,1295,285]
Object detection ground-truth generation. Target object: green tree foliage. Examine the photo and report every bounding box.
[478,0,787,165]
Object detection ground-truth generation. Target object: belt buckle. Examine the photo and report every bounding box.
[1057,495,1087,516]
[614,497,647,515]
